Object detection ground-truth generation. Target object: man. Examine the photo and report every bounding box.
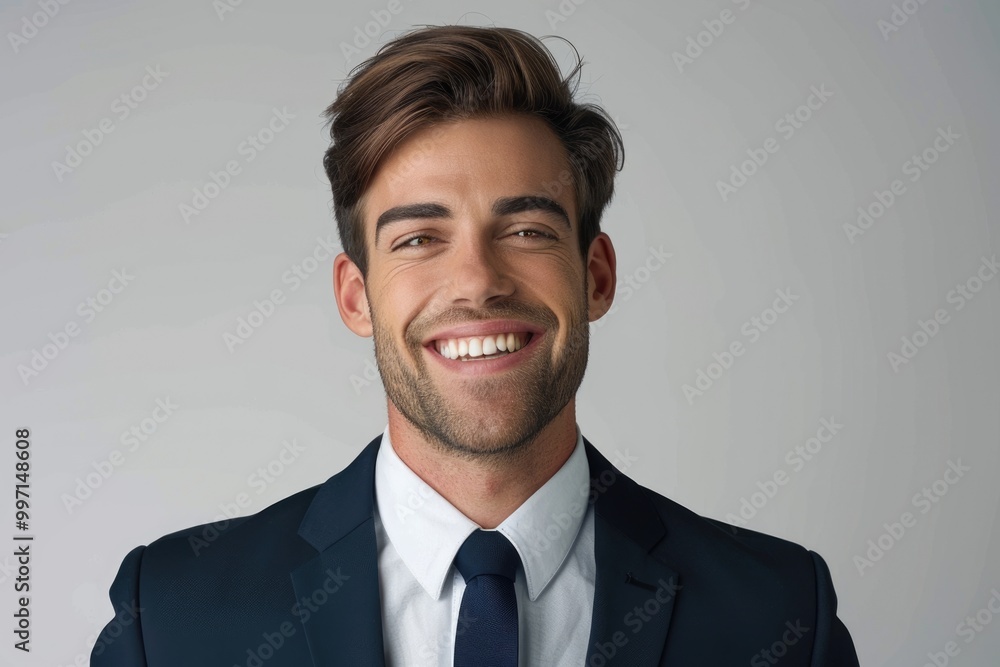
[92,25,860,666]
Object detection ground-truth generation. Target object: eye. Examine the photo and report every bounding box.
[512,229,557,240]
[393,234,435,250]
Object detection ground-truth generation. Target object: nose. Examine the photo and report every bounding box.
[444,232,515,308]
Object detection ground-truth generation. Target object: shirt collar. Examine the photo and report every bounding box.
[374,424,590,602]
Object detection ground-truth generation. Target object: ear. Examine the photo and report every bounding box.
[586,232,616,322]
[333,252,373,337]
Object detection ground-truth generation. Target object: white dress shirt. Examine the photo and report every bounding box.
[373,423,596,666]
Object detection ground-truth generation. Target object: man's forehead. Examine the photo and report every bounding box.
[360,115,577,233]
[375,116,570,185]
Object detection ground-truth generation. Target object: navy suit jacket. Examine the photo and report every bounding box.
[92,434,860,665]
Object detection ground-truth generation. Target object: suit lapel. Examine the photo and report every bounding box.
[291,435,387,667]
[584,438,679,666]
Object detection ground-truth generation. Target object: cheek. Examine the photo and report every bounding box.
[513,248,581,283]
[371,278,428,343]
[549,260,588,305]
[378,261,447,295]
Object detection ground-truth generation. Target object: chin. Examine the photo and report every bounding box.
[428,417,542,458]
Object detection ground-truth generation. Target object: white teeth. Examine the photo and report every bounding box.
[433,332,531,361]
[482,336,497,355]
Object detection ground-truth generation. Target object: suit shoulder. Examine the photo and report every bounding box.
[638,483,813,560]
[622,480,856,661]
[632,483,822,609]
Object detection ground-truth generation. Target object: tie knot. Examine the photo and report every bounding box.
[454,530,520,583]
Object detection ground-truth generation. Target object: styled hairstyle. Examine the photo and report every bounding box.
[322,25,624,277]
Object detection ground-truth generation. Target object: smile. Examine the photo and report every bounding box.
[433,332,533,361]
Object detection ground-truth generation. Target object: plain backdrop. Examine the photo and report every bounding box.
[2,0,999,664]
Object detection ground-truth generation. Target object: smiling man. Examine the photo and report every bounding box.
[339,114,599,523]
[93,25,860,666]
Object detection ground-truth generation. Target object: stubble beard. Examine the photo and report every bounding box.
[370,292,590,464]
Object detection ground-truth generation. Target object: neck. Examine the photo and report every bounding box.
[386,401,579,529]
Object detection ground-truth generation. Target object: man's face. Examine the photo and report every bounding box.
[352,115,601,460]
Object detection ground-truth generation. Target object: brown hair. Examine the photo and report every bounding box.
[322,25,624,277]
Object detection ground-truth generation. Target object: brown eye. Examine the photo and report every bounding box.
[394,235,434,250]
[513,229,555,240]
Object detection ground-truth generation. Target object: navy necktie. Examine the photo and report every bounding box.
[453,529,521,667]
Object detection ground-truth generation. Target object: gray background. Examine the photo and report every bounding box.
[2,0,998,664]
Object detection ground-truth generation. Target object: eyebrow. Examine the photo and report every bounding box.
[374,195,572,245]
